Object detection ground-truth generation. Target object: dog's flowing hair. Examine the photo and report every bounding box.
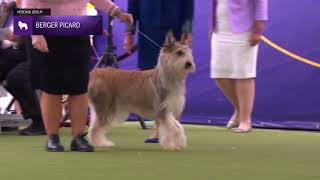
[88,32,196,151]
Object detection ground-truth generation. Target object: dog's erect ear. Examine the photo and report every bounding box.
[164,31,176,49]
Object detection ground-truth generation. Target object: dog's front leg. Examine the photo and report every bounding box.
[159,113,187,151]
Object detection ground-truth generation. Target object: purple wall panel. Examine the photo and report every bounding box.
[105,0,320,130]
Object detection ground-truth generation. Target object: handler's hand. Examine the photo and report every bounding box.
[249,33,262,47]
[208,31,213,40]
[32,35,49,53]
[124,33,134,54]
[118,12,133,26]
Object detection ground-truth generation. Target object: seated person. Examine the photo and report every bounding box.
[0,0,45,135]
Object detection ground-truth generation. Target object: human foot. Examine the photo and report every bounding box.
[226,112,239,129]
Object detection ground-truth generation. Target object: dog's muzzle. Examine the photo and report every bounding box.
[185,62,193,70]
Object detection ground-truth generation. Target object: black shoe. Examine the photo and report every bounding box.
[46,135,65,152]
[70,133,94,152]
[19,126,46,136]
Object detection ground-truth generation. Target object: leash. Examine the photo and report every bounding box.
[137,29,162,49]
[93,30,162,70]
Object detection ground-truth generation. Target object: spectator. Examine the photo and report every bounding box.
[0,0,45,135]
[210,0,268,133]
[22,0,133,152]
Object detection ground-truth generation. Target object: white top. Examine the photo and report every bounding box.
[215,0,251,44]
[211,0,259,79]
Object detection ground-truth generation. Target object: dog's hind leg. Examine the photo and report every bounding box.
[89,110,129,147]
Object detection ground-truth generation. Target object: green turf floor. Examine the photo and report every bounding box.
[0,122,320,180]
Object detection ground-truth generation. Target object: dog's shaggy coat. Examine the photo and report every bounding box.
[88,32,195,151]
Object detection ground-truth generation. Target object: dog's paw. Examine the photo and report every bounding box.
[176,134,187,150]
[95,140,115,148]
[160,138,184,151]
[161,142,182,151]
[159,127,187,151]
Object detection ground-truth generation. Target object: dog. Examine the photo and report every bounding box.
[18,21,28,30]
[88,32,196,151]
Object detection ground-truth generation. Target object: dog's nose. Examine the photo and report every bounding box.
[185,62,193,69]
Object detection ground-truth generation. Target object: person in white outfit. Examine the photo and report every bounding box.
[210,0,268,133]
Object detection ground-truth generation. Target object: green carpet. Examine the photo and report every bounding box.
[0,122,320,180]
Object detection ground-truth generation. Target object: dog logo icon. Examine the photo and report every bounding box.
[18,21,28,30]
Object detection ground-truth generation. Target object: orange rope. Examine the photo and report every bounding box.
[261,35,320,68]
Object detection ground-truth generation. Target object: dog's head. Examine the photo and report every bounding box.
[157,31,196,76]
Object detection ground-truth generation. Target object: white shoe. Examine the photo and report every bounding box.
[226,121,238,129]
[233,127,252,133]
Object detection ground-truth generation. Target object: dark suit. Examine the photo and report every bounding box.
[127,0,194,70]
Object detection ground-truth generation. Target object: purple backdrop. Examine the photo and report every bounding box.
[103,0,320,130]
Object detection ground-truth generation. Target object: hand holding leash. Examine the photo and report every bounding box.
[117,12,133,26]
[250,20,265,46]
[32,35,49,53]
[124,32,134,54]
[249,33,261,47]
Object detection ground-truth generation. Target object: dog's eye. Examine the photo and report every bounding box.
[176,50,185,56]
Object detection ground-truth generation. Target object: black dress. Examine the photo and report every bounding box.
[26,36,90,95]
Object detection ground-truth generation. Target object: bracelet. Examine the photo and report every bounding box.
[109,5,121,17]
[114,9,123,17]
[108,4,116,15]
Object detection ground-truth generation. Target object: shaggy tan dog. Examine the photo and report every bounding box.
[88,32,195,151]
